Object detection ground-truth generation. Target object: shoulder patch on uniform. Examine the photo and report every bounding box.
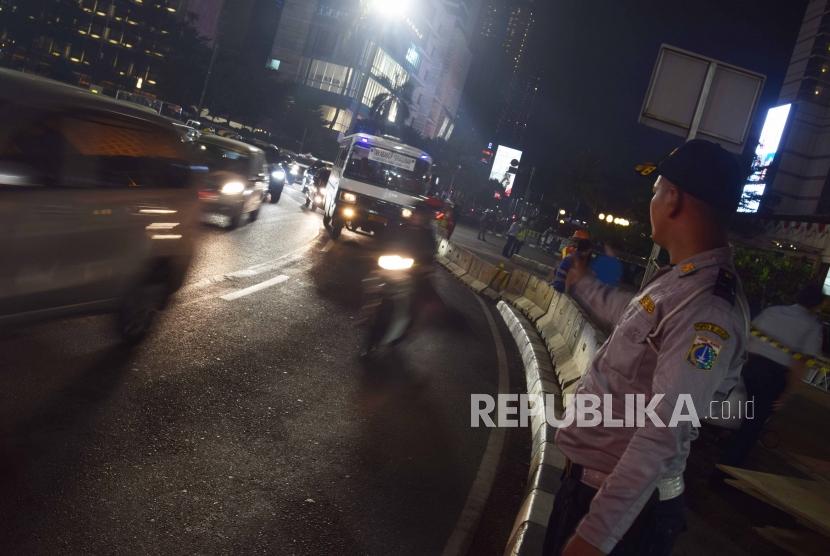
[694,322,730,340]
[687,335,721,370]
[639,294,656,314]
[713,269,737,306]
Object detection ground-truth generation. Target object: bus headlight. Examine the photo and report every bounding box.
[342,207,356,219]
[341,191,357,203]
[401,208,413,218]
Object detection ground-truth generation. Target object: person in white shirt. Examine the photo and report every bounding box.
[719,283,825,467]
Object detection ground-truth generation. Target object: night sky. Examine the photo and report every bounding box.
[515,0,808,213]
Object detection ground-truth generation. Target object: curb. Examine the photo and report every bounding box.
[496,302,566,556]
[436,240,601,555]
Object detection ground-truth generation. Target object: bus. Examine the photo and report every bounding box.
[322,133,433,239]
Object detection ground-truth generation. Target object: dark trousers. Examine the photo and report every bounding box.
[719,354,788,467]
[544,466,685,556]
[502,235,519,257]
[477,225,488,240]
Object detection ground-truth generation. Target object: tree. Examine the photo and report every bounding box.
[155,13,212,108]
[366,74,414,135]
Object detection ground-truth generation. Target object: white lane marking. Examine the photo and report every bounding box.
[441,295,510,556]
[180,228,321,293]
[220,275,289,301]
[320,239,333,253]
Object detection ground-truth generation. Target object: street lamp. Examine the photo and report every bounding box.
[598,213,606,221]
[559,209,566,215]
[606,214,614,223]
[368,0,411,19]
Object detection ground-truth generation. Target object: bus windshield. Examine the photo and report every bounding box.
[343,143,430,196]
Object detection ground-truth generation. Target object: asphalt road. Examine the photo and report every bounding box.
[0,185,527,555]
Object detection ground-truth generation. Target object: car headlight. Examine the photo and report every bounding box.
[220,181,245,195]
[378,255,415,271]
[272,169,286,180]
[341,191,357,203]
[401,208,413,218]
[290,164,300,175]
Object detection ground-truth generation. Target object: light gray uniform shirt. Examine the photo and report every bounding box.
[557,246,749,553]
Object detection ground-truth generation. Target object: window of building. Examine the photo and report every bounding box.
[437,116,450,138]
[371,48,408,86]
[266,58,281,71]
[362,77,391,107]
[305,59,350,94]
[405,45,420,70]
[320,105,352,133]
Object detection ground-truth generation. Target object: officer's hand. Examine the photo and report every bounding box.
[562,534,604,556]
[565,253,591,290]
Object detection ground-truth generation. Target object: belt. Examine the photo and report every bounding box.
[563,460,684,501]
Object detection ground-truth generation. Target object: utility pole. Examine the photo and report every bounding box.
[198,41,220,115]
[520,166,536,218]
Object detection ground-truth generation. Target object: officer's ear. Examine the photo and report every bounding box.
[666,183,684,218]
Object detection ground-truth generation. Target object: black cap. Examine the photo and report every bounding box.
[657,139,744,213]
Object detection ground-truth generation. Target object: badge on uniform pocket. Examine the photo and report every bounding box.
[687,335,721,370]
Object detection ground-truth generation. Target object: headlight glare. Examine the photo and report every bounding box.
[220,181,245,195]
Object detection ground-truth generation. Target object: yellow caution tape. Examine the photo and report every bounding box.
[750,327,830,373]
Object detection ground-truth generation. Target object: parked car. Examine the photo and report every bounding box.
[195,134,267,229]
[248,139,285,203]
[0,68,202,343]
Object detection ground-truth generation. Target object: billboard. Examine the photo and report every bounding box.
[640,45,765,153]
[489,145,523,197]
[738,103,792,213]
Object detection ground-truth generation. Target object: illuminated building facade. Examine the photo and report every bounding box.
[0,0,190,95]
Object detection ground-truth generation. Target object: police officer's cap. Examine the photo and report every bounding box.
[657,139,743,214]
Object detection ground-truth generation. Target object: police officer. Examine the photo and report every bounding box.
[545,140,749,556]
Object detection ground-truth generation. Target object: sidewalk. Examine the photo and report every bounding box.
[449,224,560,275]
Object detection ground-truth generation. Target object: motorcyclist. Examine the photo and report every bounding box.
[363,199,441,354]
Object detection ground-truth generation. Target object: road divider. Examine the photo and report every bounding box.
[435,239,606,555]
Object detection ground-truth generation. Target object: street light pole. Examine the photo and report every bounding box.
[197,40,220,116]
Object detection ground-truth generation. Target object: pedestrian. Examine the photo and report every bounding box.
[514,217,529,255]
[478,210,493,241]
[718,283,825,470]
[552,239,592,293]
[501,218,524,258]
[545,140,749,556]
[590,240,624,287]
[446,202,460,241]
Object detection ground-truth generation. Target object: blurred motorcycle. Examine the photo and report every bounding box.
[361,253,417,354]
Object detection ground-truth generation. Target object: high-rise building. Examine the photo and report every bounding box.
[0,0,190,95]
[766,0,830,215]
[267,0,480,140]
[215,0,284,68]
[462,0,539,149]
[182,0,224,43]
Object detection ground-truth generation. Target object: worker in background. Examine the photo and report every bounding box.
[718,283,826,470]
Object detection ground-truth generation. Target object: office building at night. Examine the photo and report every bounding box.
[267,0,481,140]
[766,0,830,215]
[0,0,190,96]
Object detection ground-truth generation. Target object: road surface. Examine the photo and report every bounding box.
[0,185,528,555]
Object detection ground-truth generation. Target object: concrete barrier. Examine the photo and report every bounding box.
[433,240,608,556]
[502,268,531,304]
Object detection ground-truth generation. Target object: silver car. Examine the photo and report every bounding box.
[0,69,201,343]
[195,135,268,229]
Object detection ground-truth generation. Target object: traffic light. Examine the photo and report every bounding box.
[480,148,494,165]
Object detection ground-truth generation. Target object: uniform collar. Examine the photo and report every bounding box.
[675,246,733,277]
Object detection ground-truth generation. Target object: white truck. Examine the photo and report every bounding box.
[322,133,433,239]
